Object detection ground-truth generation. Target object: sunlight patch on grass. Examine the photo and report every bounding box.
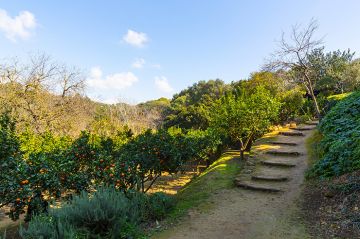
[305,129,323,167]
[168,150,242,219]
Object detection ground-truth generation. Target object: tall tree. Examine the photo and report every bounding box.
[210,86,280,160]
[0,54,89,135]
[164,79,230,130]
[266,19,323,118]
[308,48,355,94]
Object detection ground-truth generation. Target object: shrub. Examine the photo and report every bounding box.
[278,87,305,122]
[308,91,360,177]
[1,110,215,220]
[19,215,78,239]
[21,187,174,238]
[52,187,133,238]
[321,92,352,114]
[118,129,197,192]
[147,192,175,220]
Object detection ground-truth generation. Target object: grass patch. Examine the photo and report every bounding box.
[149,150,242,238]
[305,129,323,167]
[305,130,322,165]
[169,150,242,218]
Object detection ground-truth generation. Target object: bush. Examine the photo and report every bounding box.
[52,187,134,238]
[1,110,216,220]
[19,215,78,239]
[148,192,175,220]
[321,92,352,114]
[278,87,305,122]
[21,187,174,238]
[308,91,360,177]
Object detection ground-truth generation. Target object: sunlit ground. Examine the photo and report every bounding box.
[148,125,295,196]
[147,171,199,195]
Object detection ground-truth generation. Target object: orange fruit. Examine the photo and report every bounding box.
[20,180,29,185]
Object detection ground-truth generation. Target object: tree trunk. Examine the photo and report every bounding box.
[309,88,321,119]
[306,77,321,119]
[240,150,245,161]
[245,138,253,152]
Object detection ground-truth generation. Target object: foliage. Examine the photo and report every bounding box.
[164,79,230,130]
[20,187,174,239]
[0,112,30,220]
[278,87,306,122]
[210,86,281,159]
[321,92,352,114]
[308,47,356,95]
[147,192,175,220]
[308,91,360,177]
[53,187,135,238]
[305,129,324,167]
[233,72,306,122]
[19,215,78,239]
[165,150,241,221]
[233,71,285,97]
[117,129,222,192]
[0,111,219,220]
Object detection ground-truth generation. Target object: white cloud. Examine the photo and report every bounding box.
[123,29,148,47]
[132,58,145,68]
[0,9,37,42]
[154,76,174,94]
[87,67,138,90]
[89,66,103,79]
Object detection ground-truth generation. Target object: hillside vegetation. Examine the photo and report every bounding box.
[303,91,360,238]
[1,21,360,238]
[308,91,360,177]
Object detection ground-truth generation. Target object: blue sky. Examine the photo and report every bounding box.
[1,1,360,103]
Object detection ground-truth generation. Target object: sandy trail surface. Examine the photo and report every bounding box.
[157,127,314,239]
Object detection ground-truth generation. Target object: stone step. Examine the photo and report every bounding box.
[251,175,289,182]
[261,160,296,167]
[305,121,319,126]
[279,131,305,137]
[235,180,282,192]
[291,127,315,131]
[269,141,298,146]
[266,150,301,156]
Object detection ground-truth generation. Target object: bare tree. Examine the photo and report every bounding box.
[265,19,323,118]
[0,54,89,134]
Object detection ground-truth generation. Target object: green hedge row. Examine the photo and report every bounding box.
[308,91,360,177]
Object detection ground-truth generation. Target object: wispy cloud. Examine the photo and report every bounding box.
[154,76,174,94]
[151,64,162,69]
[123,29,148,47]
[132,58,145,69]
[0,9,37,42]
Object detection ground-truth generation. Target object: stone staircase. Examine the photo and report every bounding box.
[234,121,318,193]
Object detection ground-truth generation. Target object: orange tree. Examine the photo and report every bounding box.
[115,129,191,192]
[0,114,222,220]
[210,86,281,160]
[0,127,129,221]
[0,113,29,220]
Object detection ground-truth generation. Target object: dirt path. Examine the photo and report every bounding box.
[157,124,317,239]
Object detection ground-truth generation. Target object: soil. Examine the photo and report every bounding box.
[301,171,360,239]
[156,127,314,239]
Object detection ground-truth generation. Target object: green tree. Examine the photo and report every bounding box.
[164,79,230,130]
[210,86,281,160]
[308,47,355,95]
[266,19,323,118]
